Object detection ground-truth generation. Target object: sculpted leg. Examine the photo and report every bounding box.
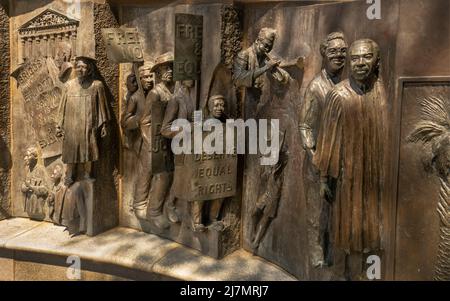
[147,172,171,229]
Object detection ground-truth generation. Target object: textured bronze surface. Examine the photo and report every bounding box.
[1,0,449,280]
[174,14,203,81]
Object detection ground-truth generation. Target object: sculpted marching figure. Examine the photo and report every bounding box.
[121,62,155,220]
[137,52,177,229]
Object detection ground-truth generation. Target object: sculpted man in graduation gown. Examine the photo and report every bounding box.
[57,56,110,186]
[299,32,348,268]
[313,39,387,280]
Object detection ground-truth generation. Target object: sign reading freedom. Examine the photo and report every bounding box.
[174,14,203,81]
[101,28,144,63]
[12,58,64,159]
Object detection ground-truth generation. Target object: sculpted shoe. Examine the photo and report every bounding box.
[167,206,180,224]
[134,208,147,220]
[150,214,170,229]
[193,223,206,233]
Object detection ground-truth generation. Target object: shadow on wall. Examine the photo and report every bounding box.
[0,136,11,171]
[0,136,11,217]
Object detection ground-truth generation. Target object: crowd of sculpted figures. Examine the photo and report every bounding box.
[16,17,399,279]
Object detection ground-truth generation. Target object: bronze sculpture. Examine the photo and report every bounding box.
[136,52,176,229]
[190,94,228,233]
[409,95,450,281]
[57,56,110,186]
[47,164,67,225]
[299,32,348,268]
[21,146,48,220]
[313,39,387,280]
[161,80,196,139]
[121,62,155,220]
[160,80,197,224]
[122,72,142,151]
[250,131,288,252]
[233,28,281,118]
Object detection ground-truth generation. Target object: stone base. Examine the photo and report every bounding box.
[0,218,296,281]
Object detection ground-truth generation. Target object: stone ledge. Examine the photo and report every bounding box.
[0,218,296,281]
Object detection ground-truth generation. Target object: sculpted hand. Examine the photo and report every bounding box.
[267,58,281,70]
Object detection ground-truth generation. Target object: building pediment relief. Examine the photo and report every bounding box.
[19,8,78,34]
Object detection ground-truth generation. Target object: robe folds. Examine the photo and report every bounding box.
[313,77,387,253]
[58,78,110,164]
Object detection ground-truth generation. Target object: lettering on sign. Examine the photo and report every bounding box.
[12,58,64,158]
[174,14,203,81]
[101,28,144,63]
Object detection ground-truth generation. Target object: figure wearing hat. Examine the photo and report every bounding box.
[57,56,110,186]
[137,52,177,229]
[233,28,281,119]
[121,61,160,221]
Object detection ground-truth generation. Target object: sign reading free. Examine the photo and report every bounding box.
[101,28,144,63]
[174,14,203,81]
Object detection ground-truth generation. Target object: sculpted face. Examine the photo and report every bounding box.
[140,69,153,92]
[24,149,37,167]
[256,37,274,57]
[126,74,138,94]
[75,60,92,80]
[51,166,63,184]
[209,97,225,119]
[159,63,173,84]
[350,41,379,83]
[324,38,347,73]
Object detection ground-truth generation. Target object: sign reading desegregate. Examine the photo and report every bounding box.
[174,14,203,81]
[12,58,63,159]
[191,152,237,201]
[101,28,144,63]
[176,151,237,202]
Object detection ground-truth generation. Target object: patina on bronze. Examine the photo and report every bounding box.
[57,56,110,187]
[313,39,387,280]
[11,58,64,159]
[101,28,144,64]
[121,62,158,221]
[21,146,48,221]
[299,32,348,268]
[233,27,281,119]
[409,95,450,281]
[135,52,176,229]
[174,14,203,81]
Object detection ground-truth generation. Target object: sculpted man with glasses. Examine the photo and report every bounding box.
[313,39,387,280]
[299,32,348,269]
